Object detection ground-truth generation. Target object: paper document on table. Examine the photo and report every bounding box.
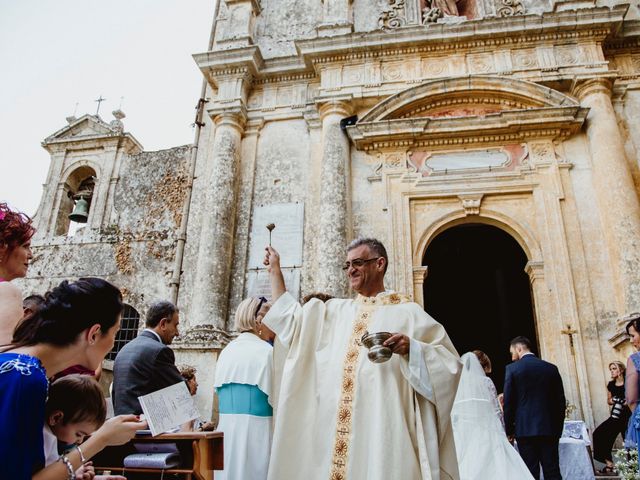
[138,381,199,436]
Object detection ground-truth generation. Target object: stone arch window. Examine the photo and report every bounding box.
[54,166,97,236]
[106,304,141,361]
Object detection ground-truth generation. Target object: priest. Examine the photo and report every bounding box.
[262,237,461,480]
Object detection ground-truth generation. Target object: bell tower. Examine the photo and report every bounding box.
[36,111,142,239]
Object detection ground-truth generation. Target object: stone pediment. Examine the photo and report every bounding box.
[42,114,143,153]
[359,75,579,121]
[347,75,588,151]
[45,115,118,141]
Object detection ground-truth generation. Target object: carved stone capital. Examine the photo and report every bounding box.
[525,260,545,282]
[413,265,428,284]
[317,99,353,120]
[172,324,233,349]
[303,109,322,129]
[458,194,484,216]
[572,77,614,101]
[244,117,265,136]
[209,106,248,132]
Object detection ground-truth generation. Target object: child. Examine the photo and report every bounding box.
[44,374,124,480]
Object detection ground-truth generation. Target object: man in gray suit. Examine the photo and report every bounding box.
[112,300,184,415]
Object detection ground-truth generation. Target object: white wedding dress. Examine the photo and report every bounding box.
[452,353,534,480]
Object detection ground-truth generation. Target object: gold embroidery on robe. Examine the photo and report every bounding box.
[329,292,411,480]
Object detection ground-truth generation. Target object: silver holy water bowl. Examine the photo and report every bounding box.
[361,331,393,363]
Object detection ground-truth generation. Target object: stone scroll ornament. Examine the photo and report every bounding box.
[496,0,525,17]
[379,0,407,30]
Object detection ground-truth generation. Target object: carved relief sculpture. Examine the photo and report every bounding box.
[379,0,407,30]
[496,0,524,17]
[422,0,460,24]
[431,0,461,16]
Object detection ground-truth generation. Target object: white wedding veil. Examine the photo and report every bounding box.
[452,353,535,480]
[451,352,502,431]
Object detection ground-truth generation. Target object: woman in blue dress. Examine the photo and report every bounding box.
[624,316,640,456]
[0,278,146,480]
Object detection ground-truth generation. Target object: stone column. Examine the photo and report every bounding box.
[412,266,428,307]
[574,78,640,315]
[190,108,246,328]
[227,118,264,326]
[89,146,117,230]
[38,148,66,238]
[316,100,352,297]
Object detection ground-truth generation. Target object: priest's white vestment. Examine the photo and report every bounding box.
[263,291,462,480]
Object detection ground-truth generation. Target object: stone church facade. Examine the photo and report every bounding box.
[19,0,640,427]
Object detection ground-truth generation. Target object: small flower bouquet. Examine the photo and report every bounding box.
[614,448,640,480]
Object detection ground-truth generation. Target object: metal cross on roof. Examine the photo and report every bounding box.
[95,95,107,115]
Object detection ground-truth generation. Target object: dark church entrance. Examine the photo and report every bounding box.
[422,223,537,392]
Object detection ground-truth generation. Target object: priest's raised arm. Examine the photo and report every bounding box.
[262,240,461,480]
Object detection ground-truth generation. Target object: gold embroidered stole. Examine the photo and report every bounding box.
[329,293,411,480]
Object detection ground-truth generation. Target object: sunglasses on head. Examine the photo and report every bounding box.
[254,296,268,318]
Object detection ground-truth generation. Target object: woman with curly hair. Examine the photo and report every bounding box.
[0,202,35,344]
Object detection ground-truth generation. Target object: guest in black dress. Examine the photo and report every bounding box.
[593,360,631,475]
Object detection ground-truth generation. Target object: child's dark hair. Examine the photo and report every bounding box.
[45,374,107,427]
[8,277,122,349]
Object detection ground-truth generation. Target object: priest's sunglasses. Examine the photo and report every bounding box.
[342,257,381,271]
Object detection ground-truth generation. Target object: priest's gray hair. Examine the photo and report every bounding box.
[347,237,388,273]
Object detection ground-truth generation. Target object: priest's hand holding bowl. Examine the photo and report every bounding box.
[383,333,410,355]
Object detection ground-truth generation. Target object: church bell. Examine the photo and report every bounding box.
[68,197,89,223]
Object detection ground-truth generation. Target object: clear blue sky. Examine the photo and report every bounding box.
[0,0,215,216]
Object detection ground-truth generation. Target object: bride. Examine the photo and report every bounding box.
[452,351,534,480]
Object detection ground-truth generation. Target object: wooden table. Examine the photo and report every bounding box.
[91,431,223,480]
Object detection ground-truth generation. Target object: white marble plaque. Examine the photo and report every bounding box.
[426,150,509,172]
[246,268,301,301]
[248,203,304,269]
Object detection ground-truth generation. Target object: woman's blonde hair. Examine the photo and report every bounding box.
[234,297,262,332]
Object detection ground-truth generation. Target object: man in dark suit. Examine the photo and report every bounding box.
[504,336,566,480]
[112,300,184,415]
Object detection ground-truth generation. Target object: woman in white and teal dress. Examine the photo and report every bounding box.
[214,296,275,480]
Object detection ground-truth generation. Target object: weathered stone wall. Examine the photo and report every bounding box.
[256,0,321,58]
[19,144,191,314]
